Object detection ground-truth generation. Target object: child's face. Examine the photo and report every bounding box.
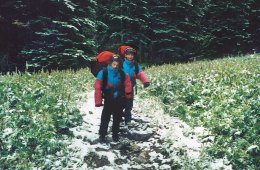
[111,61,119,69]
[125,53,134,61]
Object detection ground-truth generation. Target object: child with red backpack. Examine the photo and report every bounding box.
[118,45,150,126]
[94,52,132,142]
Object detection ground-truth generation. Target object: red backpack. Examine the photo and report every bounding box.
[90,51,115,77]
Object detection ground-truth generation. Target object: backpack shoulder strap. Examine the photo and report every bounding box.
[102,67,108,89]
[119,69,125,96]
[119,69,125,82]
[134,61,139,75]
[133,61,139,95]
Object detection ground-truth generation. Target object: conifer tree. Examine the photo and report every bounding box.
[0,0,98,71]
[247,0,260,52]
[96,0,151,61]
[148,0,208,62]
[19,0,97,71]
[0,0,259,72]
[202,0,253,57]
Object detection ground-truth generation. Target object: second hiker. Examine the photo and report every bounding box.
[118,45,150,126]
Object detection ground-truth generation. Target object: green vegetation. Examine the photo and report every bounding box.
[0,69,93,169]
[1,54,259,169]
[141,55,260,169]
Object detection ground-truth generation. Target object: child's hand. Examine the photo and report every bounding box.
[95,103,104,107]
[143,82,150,88]
[125,92,133,99]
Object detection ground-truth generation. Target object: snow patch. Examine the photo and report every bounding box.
[59,91,232,169]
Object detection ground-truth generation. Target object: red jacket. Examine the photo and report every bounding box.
[122,59,150,87]
[94,66,132,106]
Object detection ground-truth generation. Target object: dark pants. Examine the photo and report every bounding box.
[99,97,123,137]
[124,98,133,123]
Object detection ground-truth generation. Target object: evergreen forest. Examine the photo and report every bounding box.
[0,0,259,72]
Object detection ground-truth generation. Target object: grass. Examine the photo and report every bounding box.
[0,69,93,169]
[140,54,260,169]
[1,54,259,169]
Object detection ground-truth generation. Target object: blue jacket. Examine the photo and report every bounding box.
[123,59,142,87]
[96,65,122,98]
[94,65,132,105]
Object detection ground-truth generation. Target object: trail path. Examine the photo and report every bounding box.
[62,91,232,170]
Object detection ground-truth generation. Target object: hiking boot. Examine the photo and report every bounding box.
[120,121,126,127]
[112,135,119,142]
[120,124,129,132]
[120,116,125,122]
[99,135,107,143]
[125,121,134,127]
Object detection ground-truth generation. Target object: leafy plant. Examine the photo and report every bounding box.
[0,69,93,169]
[140,54,260,169]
